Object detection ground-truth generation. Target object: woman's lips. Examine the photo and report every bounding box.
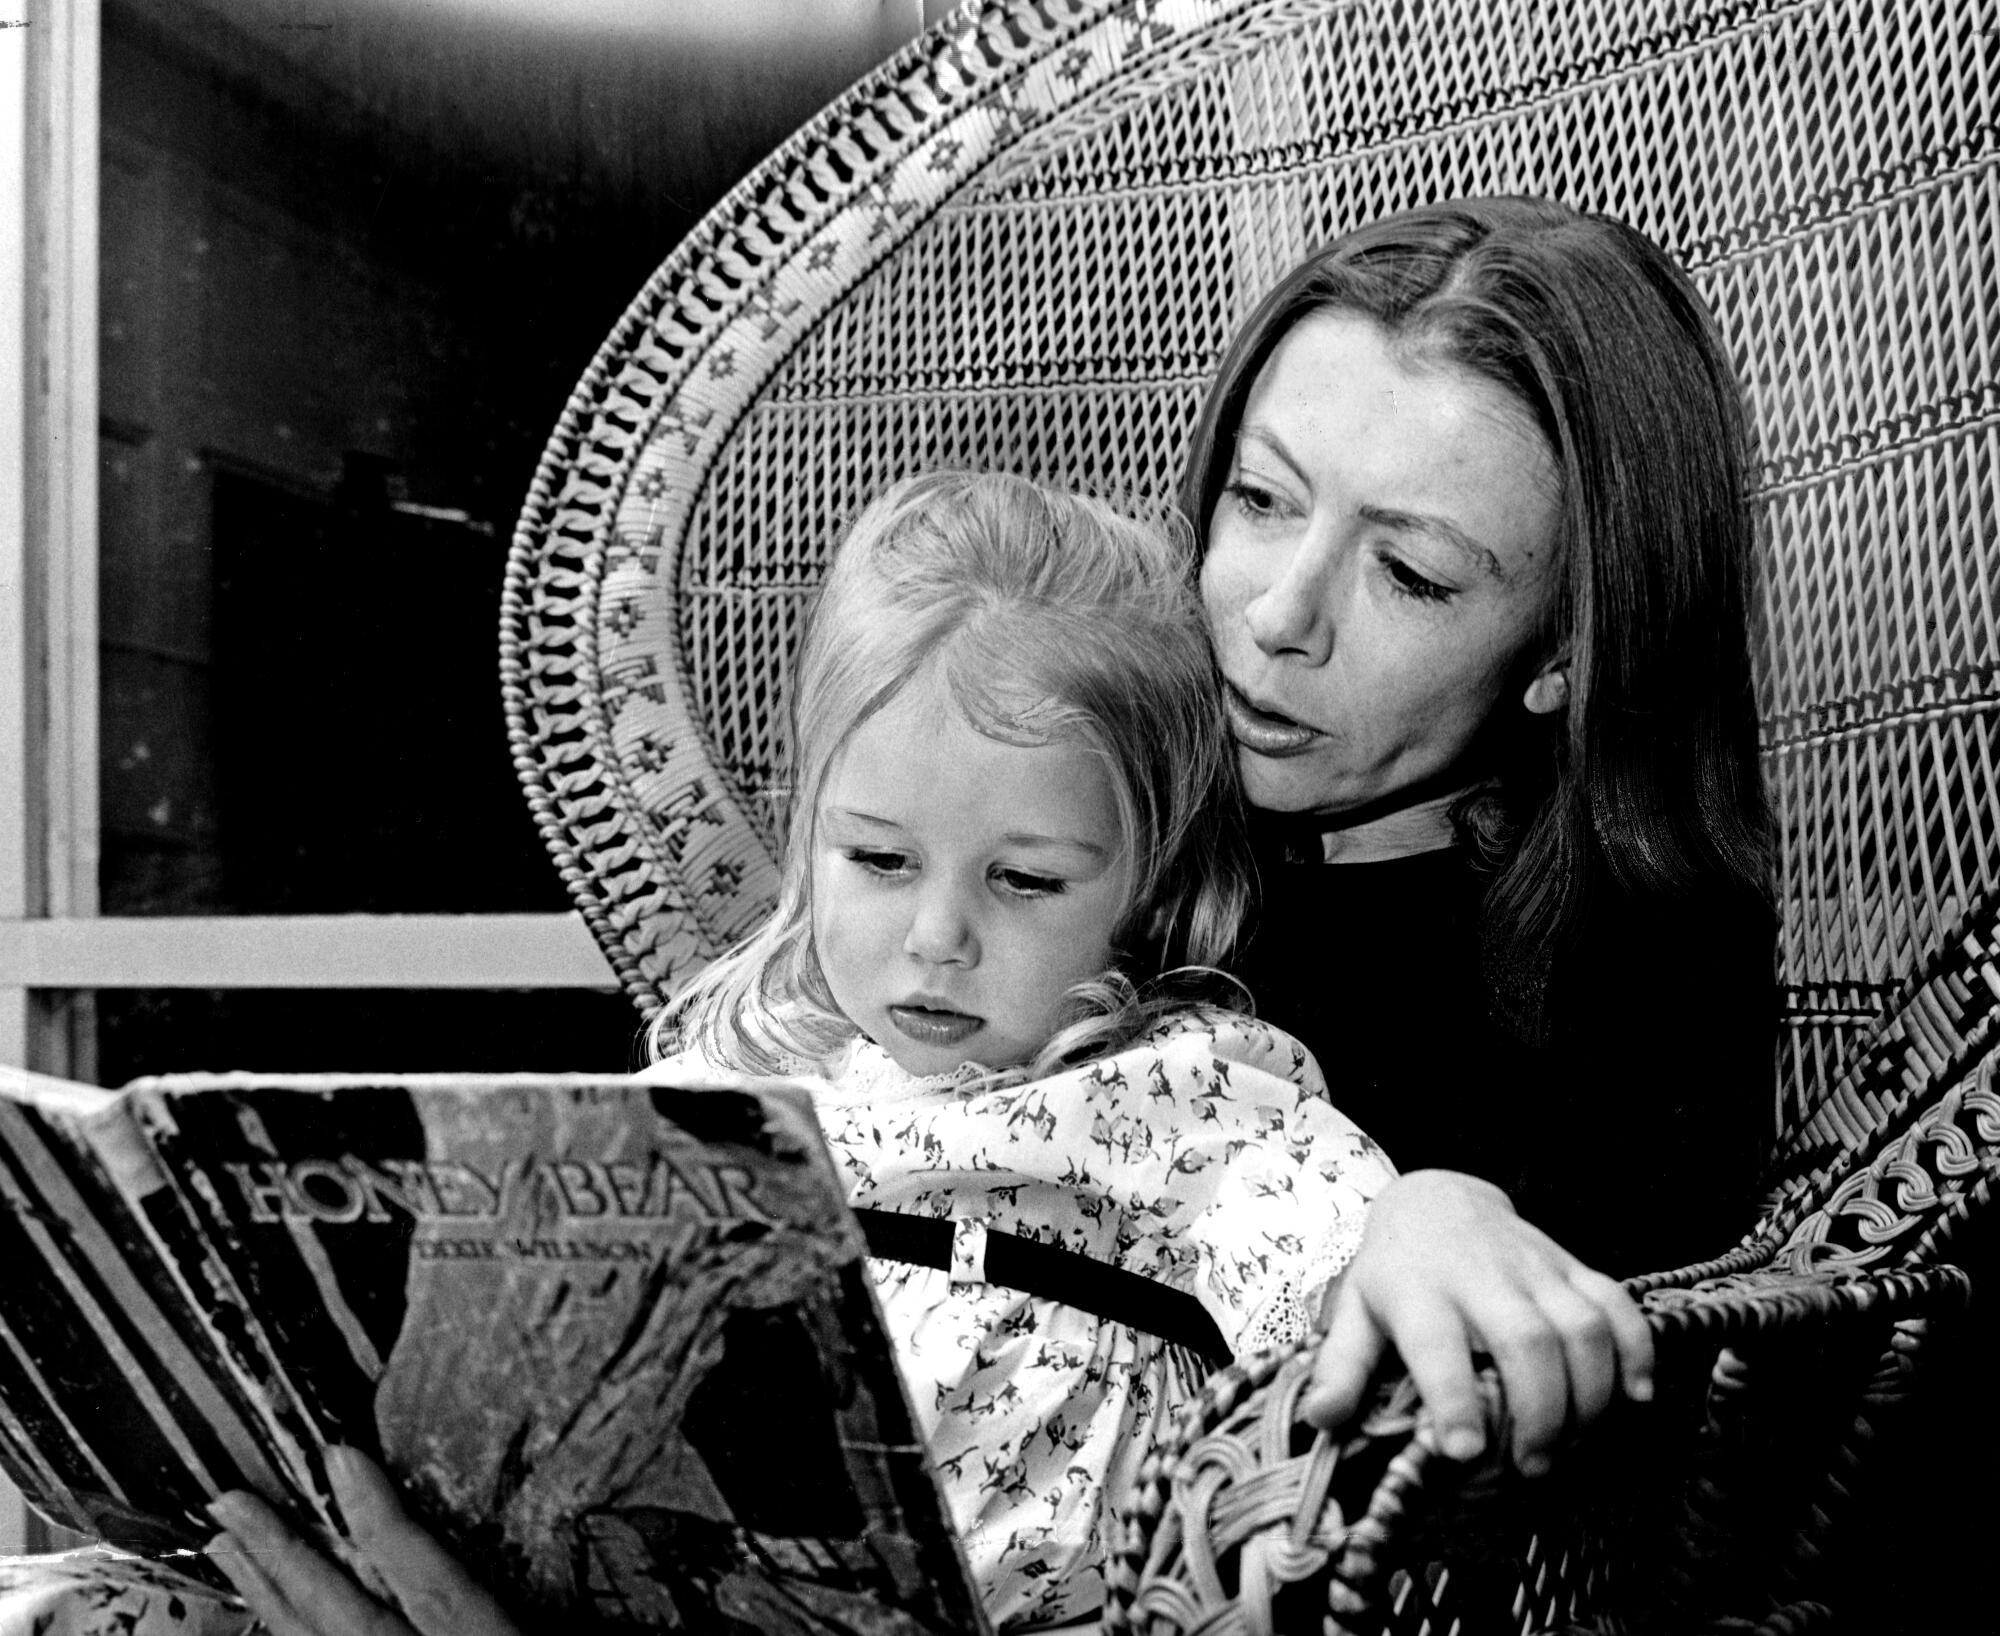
[1223,684,1323,757]
[887,1004,982,1047]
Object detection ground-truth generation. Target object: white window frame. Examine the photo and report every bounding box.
[0,0,616,1550]
[1,0,613,1072]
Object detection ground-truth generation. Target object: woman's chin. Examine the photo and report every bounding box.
[1236,753,1369,817]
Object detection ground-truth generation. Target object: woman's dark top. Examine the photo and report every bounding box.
[1233,844,1775,1278]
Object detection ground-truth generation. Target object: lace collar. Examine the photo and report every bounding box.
[818,1037,992,1108]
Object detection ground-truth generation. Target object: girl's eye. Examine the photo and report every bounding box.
[992,868,1066,899]
[1384,556,1455,604]
[845,848,913,878]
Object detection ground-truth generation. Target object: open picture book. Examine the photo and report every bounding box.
[0,1068,987,1634]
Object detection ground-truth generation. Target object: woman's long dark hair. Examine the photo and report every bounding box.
[1182,197,1773,1038]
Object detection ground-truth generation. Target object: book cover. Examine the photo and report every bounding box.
[0,1069,985,1635]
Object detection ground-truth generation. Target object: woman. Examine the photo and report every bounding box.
[1197,198,1776,1478]
[182,199,1775,1634]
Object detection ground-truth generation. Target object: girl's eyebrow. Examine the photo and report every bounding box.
[830,807,1111,861]
[823,807,904,831]
[1001,831,1111,859]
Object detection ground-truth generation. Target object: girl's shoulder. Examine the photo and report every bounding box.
[640,1004,851,1089]
[1121,1006,1328,1095]
[634,1041,749,1088]
[636,1043,838,1095]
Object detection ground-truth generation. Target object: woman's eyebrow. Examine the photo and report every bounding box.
[1358,503,1508,581]
[1236,432,1508,581]
[1232,427,1310,486]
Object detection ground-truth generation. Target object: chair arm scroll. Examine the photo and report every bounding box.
[1105,1264,1971,1636]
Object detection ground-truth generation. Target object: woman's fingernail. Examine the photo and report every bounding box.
[205,1494,252,1531]
[1629,1375,1655,1403]
[325,1444,362,1487]
[1519,1451,1552,1478]
[204,1532,259,1597]
[1440,1425,1484,1460]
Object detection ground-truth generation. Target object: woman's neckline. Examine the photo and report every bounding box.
[1312,785,1472,864]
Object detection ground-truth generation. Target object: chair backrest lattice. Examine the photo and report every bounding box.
[503,0,2000,1168]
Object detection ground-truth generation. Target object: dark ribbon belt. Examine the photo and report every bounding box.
[854,1206,1231,1369]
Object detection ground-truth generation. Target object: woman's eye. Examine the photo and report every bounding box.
[845,848,913,878]
[1384,556,1455,603]
[992,868,1066,898]
[1221,478,1284,519]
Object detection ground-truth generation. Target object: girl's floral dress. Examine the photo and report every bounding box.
[651,1009,1395,1631]
[0,1551,241,1636]
[0,1012,1390,1636]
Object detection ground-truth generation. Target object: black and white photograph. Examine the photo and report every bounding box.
[1,0,1994,1631]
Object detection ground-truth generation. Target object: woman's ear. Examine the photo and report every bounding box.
[1522,656,1569,716]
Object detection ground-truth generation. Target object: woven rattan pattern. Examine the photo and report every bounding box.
[1101,1263,1971,1635]
[499,1,2000,1629]
[504,0,1999,1167]
[1087,891,2000,1632]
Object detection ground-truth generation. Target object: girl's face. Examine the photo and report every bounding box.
[810,669,1133,1076]
[1200,309,1566,819]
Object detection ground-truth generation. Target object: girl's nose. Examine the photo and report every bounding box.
[1241,538,1338,665]
[904,885,978,966]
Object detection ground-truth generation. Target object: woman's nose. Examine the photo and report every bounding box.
[904,885,978,966]
[1241,539,1338,664]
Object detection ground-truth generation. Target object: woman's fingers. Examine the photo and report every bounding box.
[205,1454,521,1636]
[1300,1278,1389,1431]
[324,1447,523,1636]
[1304,1274,1491,1460]
[1382,1296,1491,1460]
[1299,1171,1656,1476]
[1468,1289,1573,1474]
[1447,1257,1655,1472]
[206,1492,413,1636]
[206,1532,318,1636]
[1571,1264,1655,1404]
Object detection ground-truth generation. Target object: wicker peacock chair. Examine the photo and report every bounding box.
[500,0,2000,1628]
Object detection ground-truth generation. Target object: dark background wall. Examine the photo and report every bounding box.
[92,0,948,1076]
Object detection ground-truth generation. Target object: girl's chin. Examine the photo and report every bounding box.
[873,1034,1037,1080]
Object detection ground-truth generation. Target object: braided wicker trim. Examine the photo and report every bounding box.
[1761,659,2000,756]
[501,0,1999,1234]
[1770,892,2000,1169]
[500,0,1336,1013]
[1105,1264,1970,1633]
[1717,893,2000,1274]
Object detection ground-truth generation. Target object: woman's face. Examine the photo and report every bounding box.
[1200,309,1566,819]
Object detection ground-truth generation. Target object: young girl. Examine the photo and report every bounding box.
[646,470,1395,1632]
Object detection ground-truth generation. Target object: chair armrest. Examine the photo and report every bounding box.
[1104,1264,1971,1635]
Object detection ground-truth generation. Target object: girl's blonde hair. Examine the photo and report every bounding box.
[654,469,1254,1077]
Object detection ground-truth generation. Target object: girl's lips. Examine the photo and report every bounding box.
[887,1005,982,1047]
[1223,684,1323,757]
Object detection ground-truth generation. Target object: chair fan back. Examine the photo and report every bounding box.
[502,0,2000,1156]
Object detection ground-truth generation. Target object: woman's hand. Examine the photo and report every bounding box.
[1304,1170,1653,1475]
[205,1446,522,1636]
